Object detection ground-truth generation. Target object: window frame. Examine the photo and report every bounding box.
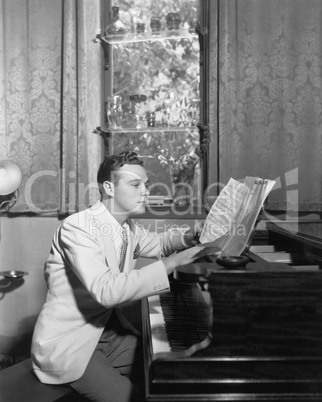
[98,0,211,219]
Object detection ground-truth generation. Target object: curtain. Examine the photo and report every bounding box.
[208,0,322,212]
[0,0,103,214]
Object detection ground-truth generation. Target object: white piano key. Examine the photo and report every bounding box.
[147,295,171,353]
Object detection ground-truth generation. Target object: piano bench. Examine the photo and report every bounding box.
[0,358,81,402]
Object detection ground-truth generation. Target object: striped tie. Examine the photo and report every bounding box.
[119,226,128,272]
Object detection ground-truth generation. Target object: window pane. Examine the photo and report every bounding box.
[111,130,201,204]
[108,0,202,205]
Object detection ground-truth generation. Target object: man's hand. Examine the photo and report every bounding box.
[182,221,203,247]
[162,243,220,275]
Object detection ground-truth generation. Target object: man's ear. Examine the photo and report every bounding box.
[102,181,114,197]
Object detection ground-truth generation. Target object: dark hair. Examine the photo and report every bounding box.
[97,151,144,186]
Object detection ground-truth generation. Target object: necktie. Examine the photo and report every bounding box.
[119,226,128,272]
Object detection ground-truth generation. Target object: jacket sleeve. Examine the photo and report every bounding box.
[57,216,169,308]
[133,222,186,258]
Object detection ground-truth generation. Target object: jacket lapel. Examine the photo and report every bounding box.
[88,201,119,274]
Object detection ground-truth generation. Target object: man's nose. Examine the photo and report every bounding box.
[141,185,149,196]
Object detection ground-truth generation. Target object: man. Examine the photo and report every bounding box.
[31,151,216,401]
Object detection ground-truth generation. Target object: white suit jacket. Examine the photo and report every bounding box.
[31,201,179,384]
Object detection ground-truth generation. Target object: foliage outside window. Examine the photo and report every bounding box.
[108,0,202,207]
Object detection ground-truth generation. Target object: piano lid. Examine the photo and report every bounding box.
[266,221,322,265]
[266,221,322,249]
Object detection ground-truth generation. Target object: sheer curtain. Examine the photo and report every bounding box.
[208,0,322,212]
[0,0,103,214]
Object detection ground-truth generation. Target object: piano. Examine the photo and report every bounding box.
[142,221,322,401]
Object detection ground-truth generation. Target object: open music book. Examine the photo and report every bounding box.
[200,177,276,256]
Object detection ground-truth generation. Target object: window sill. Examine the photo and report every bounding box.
[136,203,208,219]
[100,29,200,45]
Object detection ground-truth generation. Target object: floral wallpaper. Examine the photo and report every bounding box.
[0,0,103,214]
[208,0,322,211]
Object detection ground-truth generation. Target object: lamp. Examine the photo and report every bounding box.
[0,160,22,196]
[0,160,28,282]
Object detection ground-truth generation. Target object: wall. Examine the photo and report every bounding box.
[0,216,61,364]
[0,215,198,363]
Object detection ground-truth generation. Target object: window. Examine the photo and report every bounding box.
[102,0,205,211]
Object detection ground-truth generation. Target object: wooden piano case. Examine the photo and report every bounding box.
[143,222,322,401]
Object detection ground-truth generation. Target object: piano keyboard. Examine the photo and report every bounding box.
[147,294,171,354]
[147,281,212,355]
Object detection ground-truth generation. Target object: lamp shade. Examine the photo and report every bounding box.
[0,160,23,195]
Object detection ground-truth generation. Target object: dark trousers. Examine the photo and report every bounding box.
[70,312,145,402]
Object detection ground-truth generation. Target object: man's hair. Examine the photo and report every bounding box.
[97,151,144,186]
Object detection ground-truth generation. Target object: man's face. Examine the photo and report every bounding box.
[110,164,150,216]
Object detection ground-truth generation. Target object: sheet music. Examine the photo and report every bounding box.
[220,179,266,256]
[199,178,249,243]
[200,177,276,255]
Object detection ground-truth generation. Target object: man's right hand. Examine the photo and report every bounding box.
[162,243,220,275]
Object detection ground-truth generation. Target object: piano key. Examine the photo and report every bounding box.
[147,282,212,354]
[147,294,171,353]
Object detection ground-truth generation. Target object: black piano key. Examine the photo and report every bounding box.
[160,281,211,351]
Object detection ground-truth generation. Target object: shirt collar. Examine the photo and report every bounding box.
[91,201,129,237]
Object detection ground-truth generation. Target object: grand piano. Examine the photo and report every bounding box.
[142,221,322,401]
